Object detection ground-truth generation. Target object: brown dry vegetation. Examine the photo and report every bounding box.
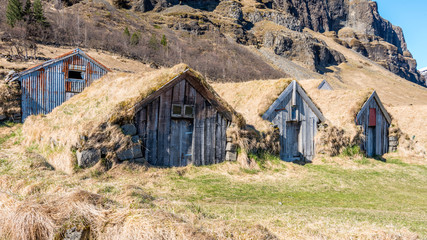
[0,128,426,239]
[212,79,293,131]
[22,64,242,174]
[296,30,427,154]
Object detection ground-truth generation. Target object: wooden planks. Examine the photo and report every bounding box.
[157,88,172,166]
[356,95,390,156]
[146,98,159,165]
[134,78,229,167]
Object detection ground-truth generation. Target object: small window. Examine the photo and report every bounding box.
[184,105,194,118]
[172,104,182,117]
[68,70,84,79]
[291,106,297,120]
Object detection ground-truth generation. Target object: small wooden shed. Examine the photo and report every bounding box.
[317,80,333,90]
[9,48,110,122]
[262,81,325,161]
[355,91,391,157]
[133,69,235,167]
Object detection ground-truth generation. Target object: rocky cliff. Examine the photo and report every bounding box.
[122,0,423,85]
[421,67,427,84]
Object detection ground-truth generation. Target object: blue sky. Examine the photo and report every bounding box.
[375,0,427,69]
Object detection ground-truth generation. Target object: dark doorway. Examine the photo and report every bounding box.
[285,121,301,160]
[170,119,194,166]
[367,126,376,157]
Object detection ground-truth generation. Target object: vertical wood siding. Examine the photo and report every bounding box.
[20,53,108,121]
[265,88,319,161]
[135,79,229,167]
[356,97,390,156]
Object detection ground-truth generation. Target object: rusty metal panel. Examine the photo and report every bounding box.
[18,49,109,122]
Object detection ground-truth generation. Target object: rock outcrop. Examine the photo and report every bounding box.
[263,30,346,73]
[120,0,423,85]
[421,67,427,86]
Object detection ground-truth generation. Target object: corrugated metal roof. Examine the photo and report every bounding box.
[9,48,111,82]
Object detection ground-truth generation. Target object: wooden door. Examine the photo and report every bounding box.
[170,119,194,166]
[367,126,376,157]
[285,121,301,159]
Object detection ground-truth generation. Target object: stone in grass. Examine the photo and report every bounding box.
[63,227,89,240]
[121,124,137,136]
[117,145,143,161]
[226,142,236,152]
[226,151,237,161]
[133,158,145,163]
[131,135,140,143]
[76,149,101,168]
[0,115,6,121]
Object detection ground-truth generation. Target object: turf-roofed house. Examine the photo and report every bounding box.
[355,91,392,157]
[23,64,242,173]
[213,79,325,163]
[262,81,325,161]
[131,68,240,167]
[300,81,393,158]
[8,48,110,122]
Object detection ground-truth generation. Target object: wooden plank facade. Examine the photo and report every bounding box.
[318,80,333,90]
[355,91,391,157]
[134,70,232,167]
[262,81,325,162]
[10,49,110,122]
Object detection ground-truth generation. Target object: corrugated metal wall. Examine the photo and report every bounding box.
[20,53,108,121]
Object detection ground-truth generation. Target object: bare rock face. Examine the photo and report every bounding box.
[263,30,346,73]
[124,0,423,85]
[420,68,427,86]
[271,0,348,32]
[347,0,407,52]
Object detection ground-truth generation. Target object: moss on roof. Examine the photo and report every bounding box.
[300,79,374,131]
[23,64,242,173]
[212,78,293,131]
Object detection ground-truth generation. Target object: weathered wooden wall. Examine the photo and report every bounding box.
[135,78,229,167]
[264,87,320,161]
[356,97,390,156]
[19,53,108,121]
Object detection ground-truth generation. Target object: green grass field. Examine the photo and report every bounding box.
[0,124,426,239]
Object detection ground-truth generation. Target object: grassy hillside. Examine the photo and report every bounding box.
[0,123,426,239]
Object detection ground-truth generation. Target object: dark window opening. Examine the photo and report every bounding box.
[172,104,182,117]
[184,105,194,118]
[68,70,84,79]
[291,106,297,120]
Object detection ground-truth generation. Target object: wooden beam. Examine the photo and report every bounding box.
[291,80,296,106]
[295,83,325,122]
[262,82,293,120]
[356,91,391,124]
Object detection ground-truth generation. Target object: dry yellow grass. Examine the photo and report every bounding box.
[299,80,373,131]
[22,64,242,173]
[299,29,427,153]
[23,64,190,173]
[212,78,292,131]
[0,44,153,74]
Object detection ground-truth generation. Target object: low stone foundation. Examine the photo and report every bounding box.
[225,137,237,161]
[389,136,398,152]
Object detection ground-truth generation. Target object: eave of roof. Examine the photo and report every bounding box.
[130,68,239,123]
[262,80,325,122]
[356,91,392,124]
[9,48,111,82]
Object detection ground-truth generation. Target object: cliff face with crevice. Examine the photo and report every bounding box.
[123,0,423,85]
